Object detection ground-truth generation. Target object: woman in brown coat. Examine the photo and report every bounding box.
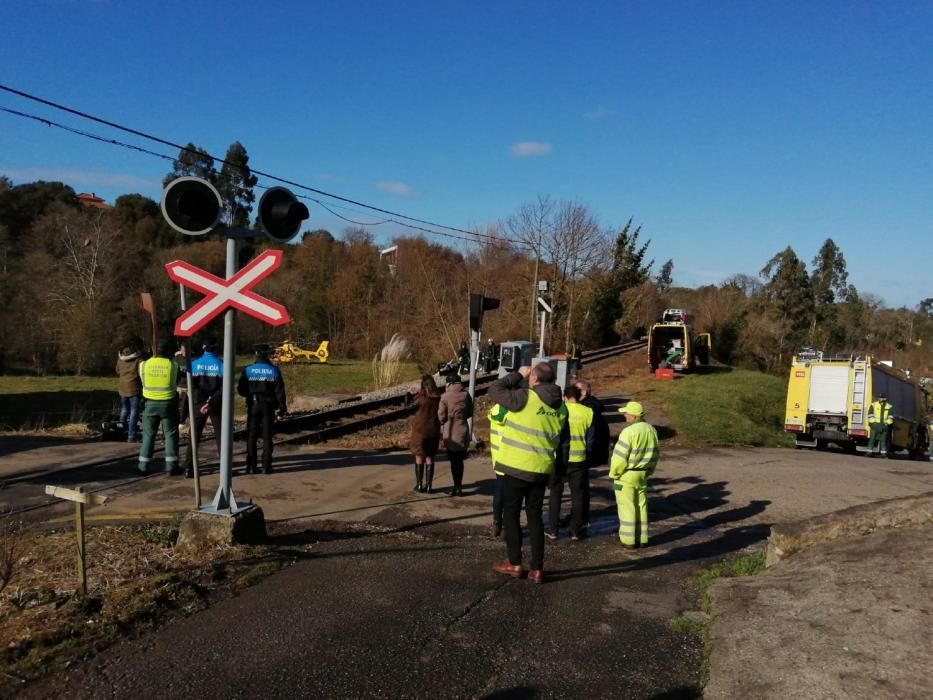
[438,378,473,496]
[409,375,442,493]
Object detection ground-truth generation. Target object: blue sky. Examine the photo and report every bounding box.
[1,0,930,307]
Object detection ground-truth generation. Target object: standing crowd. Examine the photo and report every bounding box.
[117,339,288,477]
[408,362,660,584]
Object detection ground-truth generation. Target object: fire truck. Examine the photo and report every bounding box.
[784,351,929,457]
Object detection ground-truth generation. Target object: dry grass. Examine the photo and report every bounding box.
[0,522,279,689]
[372,334,412,390]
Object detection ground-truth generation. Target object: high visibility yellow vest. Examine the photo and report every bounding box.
[488,403,506,472]
[139,357,178,401]
[609,420,659,480]
[868,401,894,425]
[566,401,593,464]
[496,389,567,478]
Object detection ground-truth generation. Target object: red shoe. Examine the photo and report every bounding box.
[528,569,545,584]
[492,560,525,578]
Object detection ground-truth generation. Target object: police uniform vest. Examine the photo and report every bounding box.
[496,389,567,478]
[488,403,507,474]
[610,421,659,479]
[868,401,894,425]
[190,353,224,404]
[243,362,281,401]
[566,401,594,464]
[139,357,178,401]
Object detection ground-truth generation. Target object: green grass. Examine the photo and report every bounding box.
[648,368,793,447]
[0,359,423,430]
[669,615,707,636]
[692,550,767,612]
[276,360,421,395]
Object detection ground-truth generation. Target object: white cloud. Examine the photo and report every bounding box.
[375,180,419,197]
[0,166,156,190]
[510,141,553,158]
[584,107,619,121]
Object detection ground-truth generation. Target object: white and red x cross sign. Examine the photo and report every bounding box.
[165,250,290,336]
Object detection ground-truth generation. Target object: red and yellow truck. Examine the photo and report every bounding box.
[784,352,929,457]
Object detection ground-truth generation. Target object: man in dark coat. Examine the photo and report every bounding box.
[237,346,287,475]
[489,363,569,583]
[575,379,609,528]
[183,342,223,478]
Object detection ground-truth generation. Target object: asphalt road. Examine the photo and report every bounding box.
[17,495,733,700]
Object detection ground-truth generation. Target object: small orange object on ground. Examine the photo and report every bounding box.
[655,368,674,380]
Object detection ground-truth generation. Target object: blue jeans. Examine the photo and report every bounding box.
[119,395,140,439]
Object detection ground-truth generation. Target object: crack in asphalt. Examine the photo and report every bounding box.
[420,576,513,664]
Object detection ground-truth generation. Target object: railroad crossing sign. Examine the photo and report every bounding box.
[165,249,290,336]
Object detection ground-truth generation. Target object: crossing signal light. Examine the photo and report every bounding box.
[258,187,310,243]
[470,293,500,331]
[161,177,223,236]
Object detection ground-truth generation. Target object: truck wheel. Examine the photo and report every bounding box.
[815,439,828,451]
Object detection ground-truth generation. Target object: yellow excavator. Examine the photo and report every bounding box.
[273,340,330,364]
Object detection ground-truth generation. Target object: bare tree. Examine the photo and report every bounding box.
[504,194,555,338]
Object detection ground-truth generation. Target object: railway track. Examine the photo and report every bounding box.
[1,341,645,516]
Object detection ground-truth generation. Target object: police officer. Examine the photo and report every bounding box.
[866,392,895,457]
[488,363,568,584]
[137,339,181,475]
[488,402,507,538]
[546,384,595,542]
[609,401,660,548]
[183,342,223,478]
[237,345,287,474]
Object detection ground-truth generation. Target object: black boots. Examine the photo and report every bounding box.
[414,463,424,492]
[424,464,434,494]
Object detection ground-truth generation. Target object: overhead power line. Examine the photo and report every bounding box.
[0,83,519,245]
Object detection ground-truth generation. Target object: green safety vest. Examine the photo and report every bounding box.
[139,357,178,401]
[609,420,660,480]
[868,401,894,425]
[566,401,593,464]
[488,403,506,472]
[496,389,567,479]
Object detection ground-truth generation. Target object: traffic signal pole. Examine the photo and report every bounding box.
[211,235,240,513]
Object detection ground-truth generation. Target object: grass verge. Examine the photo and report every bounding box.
[692,549,767,611]
[0,521,289,693]
[667,550,767,686]
[0,359,422,432]
[629,366,794,448]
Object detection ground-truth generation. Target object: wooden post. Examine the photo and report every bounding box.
[75,487,86,597]
[44,485,107,598]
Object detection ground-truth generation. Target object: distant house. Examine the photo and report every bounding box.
[75,192,110,209]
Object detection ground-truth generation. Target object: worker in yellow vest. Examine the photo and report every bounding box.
[137,339,181,475]
[610,401,659,548]
[546,384,594,542]
[488,402,507,538]
[866,393,895,457]
[488,363,568,584]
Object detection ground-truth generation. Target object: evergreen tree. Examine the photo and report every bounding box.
[215,141,258,229]
[655,259,674,291]
[587,219,653,344]
[163,143,215,188]
[758,246,814,366]
[808,238,850,347]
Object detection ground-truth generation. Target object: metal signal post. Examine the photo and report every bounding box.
[161,178,308,517]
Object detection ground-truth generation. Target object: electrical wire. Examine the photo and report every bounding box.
[0,83,521,245]
[1,104,503,245]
